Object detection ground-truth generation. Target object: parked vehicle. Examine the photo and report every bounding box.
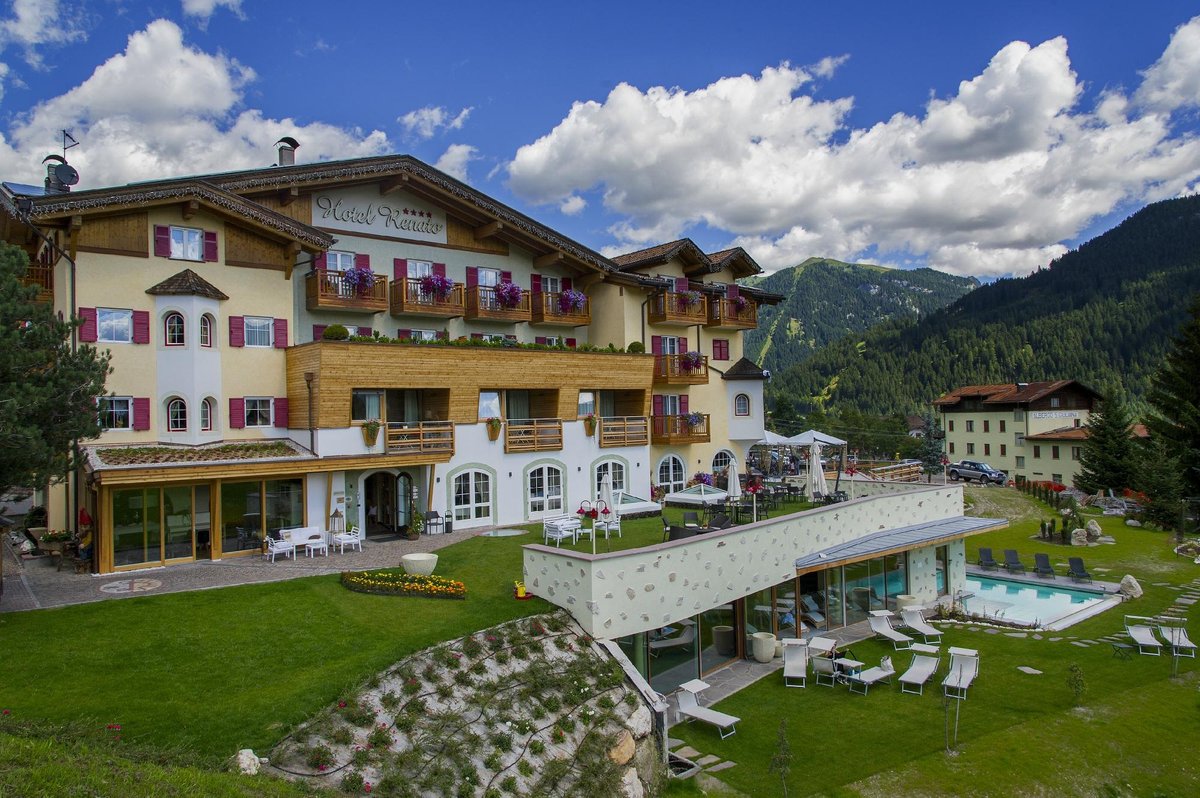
[947,460,1007,484]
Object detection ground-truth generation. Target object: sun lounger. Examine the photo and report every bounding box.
[782,639,809,687]
[1002,549,1026,573]
[847,655,895,695]
[942,647,979,700]
[812,655,839,687]
[1125,618,1162,656]
[869,614,913,650]
[806,636,838,657]
[1158,626,1195,658]
[978,547,998,570]
[800,594,826,626]
[1067,556,1091,582]
[1033,552,1056,579]
[899,608,943,644]
[649,625,695,656]
[899,644,941,695]
[675,690,739,739]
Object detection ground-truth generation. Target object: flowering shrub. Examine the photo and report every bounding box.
[731,294,749,312]
[342,267,377,294]
[494,280,523,308]
[341,569,467,599]
[678,290,702,308]
[688,472,713,487]
[39,529,74,543]
[558,289,587,313]
[679,350,704,370]
[419,273,454,300]
[684,411,706,427]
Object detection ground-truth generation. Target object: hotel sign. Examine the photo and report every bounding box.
[312,186,447,244]
[1031,411,1080,419]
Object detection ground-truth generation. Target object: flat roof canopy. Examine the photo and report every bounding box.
[794,516,1005,574]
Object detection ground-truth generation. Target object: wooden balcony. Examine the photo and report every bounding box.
[651,414,711,445]
[599,416,649,448]
[647,291,708,326]
[653,354,709,385]
[385,421,455,458]
[505,418,563,453]
[465,286,532,323]
[21,265,53,303]
[530,291,591,326]
[389,278,465,318]
[706,297,758,330]
[305,270,389,314]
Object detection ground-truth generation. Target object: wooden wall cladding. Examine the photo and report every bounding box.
[75,212,149,256]
[447,216,508,255]
[286,343,655,428]
[253,193,314,227]
[225,224,289,271]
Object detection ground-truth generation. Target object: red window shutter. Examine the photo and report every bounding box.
[566,337,577,348]
[313,252,327,270]
[505,334,518,342]
[361,328,373,337]
[435,330,448,340]
[534,336,547,345]
[531,274,542,294]
[313,325,327,340]
[229,398,245,429]
[678,335,687,350]
[470,333,484,340]
[727,284,740,300]
[397,328,412,339]
[674,277,689,292]
[652,395,664,417]
[465,267,478,288]
[274,398,289,429]
[562,277,573,291]
[132,310,150,344]
[394,258,408,281]
[650,335,663,355]
[679,394,689,414]
[432,262,446,277]
[203,230,218,262]
[500,270,512,283]
[78,307,97,342]
[229,316,245,348]
[132,398,151,431]
[153,226,171,258]
[713,339,729,361]
[354,253,371,270]
[272,318,288,348]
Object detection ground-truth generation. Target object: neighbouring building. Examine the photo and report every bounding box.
[2,143,783,574]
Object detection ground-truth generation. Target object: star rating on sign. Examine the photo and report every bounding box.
[402,208,432,218]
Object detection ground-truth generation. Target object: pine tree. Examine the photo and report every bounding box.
[1075,396,1135,494]
[1135,438,1186,532]
[1144,294,1200,498]
[917,412,946,482]
[0,243,110,497]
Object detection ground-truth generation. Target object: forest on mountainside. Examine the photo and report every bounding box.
[747,257,977,375]
[767,195,1200,416]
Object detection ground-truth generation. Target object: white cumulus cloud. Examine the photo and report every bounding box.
[181,0,245,23]
[434,143,477,181]
[399,106,472,140]
[559,195,586,215]
[0,0,90,70]
[508,19,1200,278]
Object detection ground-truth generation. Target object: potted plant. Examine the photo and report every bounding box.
[419,273,454,301]
[494,280,523,309]
[683,411,705,429]
[485,417,502,441]
[582,412,597,436]
[558,289,587,314]
[680,350,704,371]
[407,511,424,540]
[361,418,382,447]
[678,289,702,308]
[342,267,377,296]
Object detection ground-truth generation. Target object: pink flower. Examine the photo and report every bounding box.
[2,709,10,716]
[338,701,347,708]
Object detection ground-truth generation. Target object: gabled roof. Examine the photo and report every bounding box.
[703,247,761,279]
[721,357,768,380]
[146,268,229,300]
[612,239,708,271]
[933,380,1101,407]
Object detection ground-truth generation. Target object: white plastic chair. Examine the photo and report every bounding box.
[332,524,363,553]
[264,533,295,563]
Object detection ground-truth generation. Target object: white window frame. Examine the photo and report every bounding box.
[478,390,502,420]
[542,275,561,294]
[734,393,751,416]
[170,226,204,261]
[99,396,132,431]
[527,464,564,517]
[98,308,132,344]
[244,397,272,427]
[595,460,626,496]
[167,398,188,432]
[712,450,733,474]
[661,395,681,417]
[453,470,492,524]
[409,328,438,341]
[661,336,683,356]
[327,251,355,271]
[244,316,273,348]
[200,314,213,348]
[657,455,686,494]
[165,312,185,347]
[201,398,214,431]
[480,333,507,343]
[578,391,596,417]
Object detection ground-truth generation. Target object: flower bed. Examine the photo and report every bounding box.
[341,569,466,600]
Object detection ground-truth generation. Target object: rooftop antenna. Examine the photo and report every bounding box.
[61,130,79,160]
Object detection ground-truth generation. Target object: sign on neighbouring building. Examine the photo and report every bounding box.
[1031,411,1081,420]
[312,186,447,244]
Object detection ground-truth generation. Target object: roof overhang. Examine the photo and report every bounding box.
[794,516,1006,574]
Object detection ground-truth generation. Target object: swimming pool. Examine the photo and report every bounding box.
[960,575,1108,628]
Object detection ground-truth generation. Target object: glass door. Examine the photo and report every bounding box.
[163,485,194,561]
[700,604,738,675]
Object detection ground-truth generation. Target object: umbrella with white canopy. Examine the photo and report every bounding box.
[597,471,616,551]
[808,442,829,499]
[787,429,847,446]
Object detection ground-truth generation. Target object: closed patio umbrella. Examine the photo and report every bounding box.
[598,471,615,550]
[809,442,829,499]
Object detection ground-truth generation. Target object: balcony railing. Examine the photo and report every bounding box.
[647,291,708,326]
[530,291,591,326]
[706,297,757,330]
[505,418,563,452]
[651,414,711,445]
[21,264,53,303]
[390,278,465,318]
[305,270,389,314]
[465,286,532,323]
[385,421,455,457]
[599,416,649,448]
[653,354,709,385]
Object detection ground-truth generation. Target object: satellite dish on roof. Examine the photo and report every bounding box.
[54,163,79,186]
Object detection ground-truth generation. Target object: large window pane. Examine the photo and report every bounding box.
[844,561,872,627]
[221,481,263,552]
[265,479,304,537]
[352,390,382,421]
[112,488,161,567]
[650,616,699,695]
[163,485,193,560]
[700,604,737,675]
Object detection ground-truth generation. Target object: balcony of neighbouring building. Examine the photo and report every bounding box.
[465,285,532,323]
[530,290,591,326]
[305,270,389,314]
[653,354,709,385]
[389,277,465,318]
[505,418,564,453]
[384,420,455,457]
[21,264,53,303]
[651,413,711,445]
[647,291,708,326]
[599,416,650,448]
[706,296,757,330]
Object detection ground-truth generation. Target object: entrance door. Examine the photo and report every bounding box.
[364,472,398,535]
[527,465,563,518]
[396,473,413,530]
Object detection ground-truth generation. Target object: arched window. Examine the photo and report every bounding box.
[453,470,492,524]
[167,398,187,431]
[200,397,214,431]
[595,460,626,496]
[200,314,214,348]
[165,312,185,346]
[734,393,751,416]
[712,450,733,474]
[657,455,685,494]
[527,464,564,517]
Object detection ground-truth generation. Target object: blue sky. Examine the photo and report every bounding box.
[1,1,1198,278]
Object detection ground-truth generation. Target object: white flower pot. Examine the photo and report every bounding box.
[401,553,438,576]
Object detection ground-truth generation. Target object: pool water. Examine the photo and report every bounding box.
[960,575,1105,626]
